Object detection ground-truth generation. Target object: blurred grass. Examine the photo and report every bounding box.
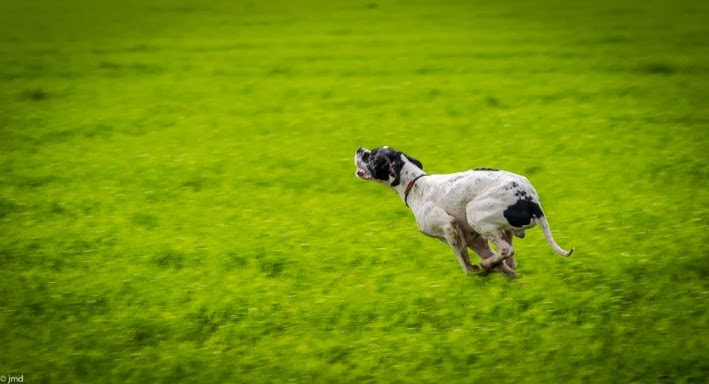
[1,0,708,382]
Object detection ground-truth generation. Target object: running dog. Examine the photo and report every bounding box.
[354,146,573,276]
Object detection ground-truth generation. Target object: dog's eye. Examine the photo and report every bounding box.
[362,152,370,162]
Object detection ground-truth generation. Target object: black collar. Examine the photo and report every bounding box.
[404,174,427,207]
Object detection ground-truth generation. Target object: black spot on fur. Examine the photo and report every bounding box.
[473,167,499,171]
[503,199,544,228]
[514,189,530,199]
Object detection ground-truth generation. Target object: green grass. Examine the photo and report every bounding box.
[1,0,708,382]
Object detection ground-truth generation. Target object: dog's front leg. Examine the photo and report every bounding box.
[417,205,476,274]
[445,222,478,274]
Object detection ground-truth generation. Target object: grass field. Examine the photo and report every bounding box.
[1,0,708,382]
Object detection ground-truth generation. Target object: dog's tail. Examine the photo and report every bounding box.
[533,215,574,256]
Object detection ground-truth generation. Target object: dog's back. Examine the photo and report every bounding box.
[419,169,539,209]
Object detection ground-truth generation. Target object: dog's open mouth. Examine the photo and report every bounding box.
[354,148,373,180]
[356,167,372,180]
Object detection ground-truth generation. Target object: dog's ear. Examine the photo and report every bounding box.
[369,150,392,182]
[405,155,423,170]
[389,156,404,187]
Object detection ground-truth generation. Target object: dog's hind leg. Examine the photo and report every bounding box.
[469,234,516,277]
[465,200,514,272]
[501,230,517,270]
[478,232,514,270]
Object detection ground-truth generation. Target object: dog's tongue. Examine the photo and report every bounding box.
[357,169,367,177]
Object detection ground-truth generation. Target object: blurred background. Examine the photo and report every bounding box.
[1,0,707,382]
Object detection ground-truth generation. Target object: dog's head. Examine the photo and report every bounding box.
[354,146,423,187]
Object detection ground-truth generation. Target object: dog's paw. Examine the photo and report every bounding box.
[465,264,482,274]
[480,252,513,270]
[501,268,518,278]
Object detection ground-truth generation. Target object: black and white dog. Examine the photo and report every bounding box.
[354,146,573,277]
